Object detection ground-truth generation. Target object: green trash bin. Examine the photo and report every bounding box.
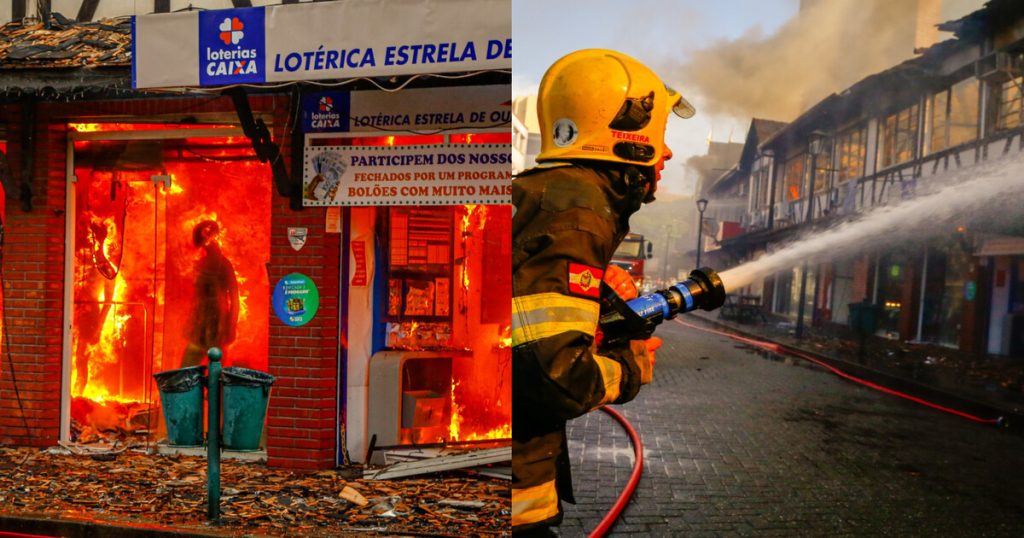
[848,301,881,334]
[221,367,275,451]
[153,365,206,447]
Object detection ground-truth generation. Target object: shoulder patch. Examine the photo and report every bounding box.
[568,263,604,298]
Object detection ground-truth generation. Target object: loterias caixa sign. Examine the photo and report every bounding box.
[132,0,511,89]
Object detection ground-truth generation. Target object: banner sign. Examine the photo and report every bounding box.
[303,144,511,206]
[302,85,510,133]
[133,0,511,89]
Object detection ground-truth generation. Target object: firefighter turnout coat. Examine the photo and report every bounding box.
[512,161,648,532]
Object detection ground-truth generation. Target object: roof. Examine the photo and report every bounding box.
[0,14,131,68]
[707,118,787,195]
[751,118,786,142]
[938,0,1024,41]
[0,13,132,94]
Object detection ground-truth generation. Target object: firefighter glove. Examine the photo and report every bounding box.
[603,264,639,300]
[629,336,662,385]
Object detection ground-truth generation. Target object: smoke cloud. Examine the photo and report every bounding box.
[680,0,923,121]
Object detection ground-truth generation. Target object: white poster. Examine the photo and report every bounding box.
[303,144,511,206]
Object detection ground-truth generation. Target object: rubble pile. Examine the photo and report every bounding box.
[0,14,132,68]
[0,446,510,536]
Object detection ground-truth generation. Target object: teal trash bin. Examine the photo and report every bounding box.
[848,301,880,334]
[153,365,206,447]
[221,367,275,451]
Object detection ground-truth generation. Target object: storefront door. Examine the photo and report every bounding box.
[62,125,272,445]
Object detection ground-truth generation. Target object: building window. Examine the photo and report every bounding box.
[835,125,867,183]
[920,245,969,348]
[751,161,771,210]
[995,76,1024,131]
[928,78,979,153]
[782,153,805,202]
[878,103,920,169]
[809,144,831,194]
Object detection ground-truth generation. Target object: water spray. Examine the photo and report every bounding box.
[599,267,727,346]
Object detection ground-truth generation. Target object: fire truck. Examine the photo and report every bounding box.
[610,232,652,288]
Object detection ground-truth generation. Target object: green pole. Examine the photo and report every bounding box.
[207,347,222,520]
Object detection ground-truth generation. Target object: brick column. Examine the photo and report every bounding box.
[0,112,67,446]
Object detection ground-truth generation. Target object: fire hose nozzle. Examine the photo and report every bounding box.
[598,267,727,347]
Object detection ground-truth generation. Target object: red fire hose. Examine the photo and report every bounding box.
[588,406,644,538]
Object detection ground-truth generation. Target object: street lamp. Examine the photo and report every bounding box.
[695,198,709,269]
[795,131,829,339]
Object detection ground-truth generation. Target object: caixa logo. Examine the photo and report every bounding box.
[199,8,266,85]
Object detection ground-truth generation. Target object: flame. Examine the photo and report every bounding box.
[448,377,511,442]
[69,123,102,132]
[448,379,462,441]
[68,126,272,442]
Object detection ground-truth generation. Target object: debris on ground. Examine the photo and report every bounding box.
[0,446,510,536]
[365,446,511,480]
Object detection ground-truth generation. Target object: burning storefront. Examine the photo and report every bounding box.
[298,86,512,460]
[0,0,510,469]
[67,124,272,447]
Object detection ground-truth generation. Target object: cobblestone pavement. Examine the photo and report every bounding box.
[560,317,1024,537]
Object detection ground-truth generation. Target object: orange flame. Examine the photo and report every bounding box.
[448,377,511,442]
[69,125,272,442]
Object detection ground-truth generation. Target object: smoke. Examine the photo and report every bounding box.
[719,152,1024,292]
[679,0,922,121]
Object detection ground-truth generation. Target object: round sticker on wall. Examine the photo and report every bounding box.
[552,118,579,147]
[272,273,320,327]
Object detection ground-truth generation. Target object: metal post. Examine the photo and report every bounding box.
[207,347,222,520]
[695,198,708,269]
[696,214,703,269]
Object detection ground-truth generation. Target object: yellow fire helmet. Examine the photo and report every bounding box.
[536,48,694,167]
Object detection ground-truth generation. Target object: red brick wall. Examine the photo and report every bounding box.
[0,105,67,446]
[1,95,342,469]
[265,103,341,470]
[851,254,873,304]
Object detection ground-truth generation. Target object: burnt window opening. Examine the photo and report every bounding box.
[927,78,980,154]
[878,103,920,170]
[781,152,805,203]
[836,124,867,184]
[992,76,1024,133]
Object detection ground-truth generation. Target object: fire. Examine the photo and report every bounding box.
[448,379,462,441]
[68,124,272,445]
[448,377,511,443]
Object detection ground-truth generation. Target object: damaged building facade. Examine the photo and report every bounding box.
[718,0,1024,357]
[0,0,511,469]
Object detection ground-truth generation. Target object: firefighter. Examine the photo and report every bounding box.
[512,49,694,535]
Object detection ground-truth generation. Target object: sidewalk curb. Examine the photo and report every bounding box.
[0,514,226,538]
[686,315,1024,434]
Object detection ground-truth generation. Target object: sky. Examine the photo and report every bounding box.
[512,0,799,196]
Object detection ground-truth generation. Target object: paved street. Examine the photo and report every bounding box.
[560,317,1024,537]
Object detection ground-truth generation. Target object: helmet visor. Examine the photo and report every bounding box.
[666,85,695,119]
